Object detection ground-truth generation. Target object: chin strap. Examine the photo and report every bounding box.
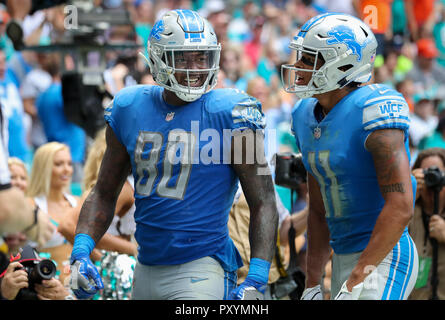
[175,91,202,102]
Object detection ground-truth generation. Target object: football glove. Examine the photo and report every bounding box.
[70,234,103,299]
[229,277,266,300]
[229,258,270,300]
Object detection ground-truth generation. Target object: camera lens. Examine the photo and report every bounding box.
[41,265,51,276]
[35,260,57,281]
[424,167,445,188]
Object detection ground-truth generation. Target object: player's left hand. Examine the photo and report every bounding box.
[228,278,266,300]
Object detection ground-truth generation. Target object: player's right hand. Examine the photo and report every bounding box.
[301,284,323,300]
[70,256,103,299]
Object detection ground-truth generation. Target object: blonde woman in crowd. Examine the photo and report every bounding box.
[26,142,79,285]
[1,156,76,300]
[8,157,28,193]
[58,127,137,257]
[4,158,29,255]
[57,127,137,298]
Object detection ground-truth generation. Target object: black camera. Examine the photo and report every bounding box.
[423,166,445,190]
[274,152,307,190]
[14,245,57,300]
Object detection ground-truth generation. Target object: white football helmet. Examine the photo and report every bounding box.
[143,9,221,102]
[281,13,377,98]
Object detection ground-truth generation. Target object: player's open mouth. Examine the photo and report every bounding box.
[183,75,206,87]
[187,77,201,85]
[295,75,306,85]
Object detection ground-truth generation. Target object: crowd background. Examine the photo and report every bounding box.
[1,0,445,300]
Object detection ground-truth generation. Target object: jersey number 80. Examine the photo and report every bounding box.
[134,131,196,200]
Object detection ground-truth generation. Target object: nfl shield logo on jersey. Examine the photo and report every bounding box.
[314,127,321,139]
[165,112,175,121]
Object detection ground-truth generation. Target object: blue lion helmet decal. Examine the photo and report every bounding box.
[150,20,165,41]
[326,25,369,62]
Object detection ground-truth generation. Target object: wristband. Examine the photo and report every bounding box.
[0,183,11,191]
[22,206,39,233]
[246,258,271,284]
[71,233,96,261]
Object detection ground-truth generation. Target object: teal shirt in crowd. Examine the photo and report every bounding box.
[418,131,445,150]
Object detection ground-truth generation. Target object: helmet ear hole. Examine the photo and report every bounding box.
[208,74,216,86]
[338,64,354,72]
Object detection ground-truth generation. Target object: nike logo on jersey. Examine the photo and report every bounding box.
[190,277,208,283]
[379,89,390,94]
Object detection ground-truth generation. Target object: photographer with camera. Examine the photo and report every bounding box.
[409,147,445,300]
[0,245,74,300]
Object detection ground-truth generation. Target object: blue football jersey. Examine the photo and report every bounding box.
[104,85,265,271]
[291,84,417,254]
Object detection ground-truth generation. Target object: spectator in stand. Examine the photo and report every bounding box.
[263,8,293,66]
[409,148,445,300]
[409,96,438,148]
[396,78,416,113]
[418,102,445,151]
[200,0,230,47]
[391,0,408,45]
[0,7,15,61]
[0,246,76,300]
[246,76,282,163]
[35,54,86,183]
[5,51,34,89]
[383,48,405,85]
[132,0,154,53]
[405,0,437,41]
[406,38,445,98]
[244,15,266,70]
[8,157,27,193]
[374,64,393,87]
[2,158,73,302]
[220,44,251,91]
[314,0,355,16]
[26,142,80,285]
[19,52,54,150]
[0,48,30,162]
[241,0,260,28]
[257,40,280,89]
[4,157,29,256]
[433,1,445,68]
[58,127,137,258]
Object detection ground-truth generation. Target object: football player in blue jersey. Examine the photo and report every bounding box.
[68,9,278,300]
[281,13,419,300]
